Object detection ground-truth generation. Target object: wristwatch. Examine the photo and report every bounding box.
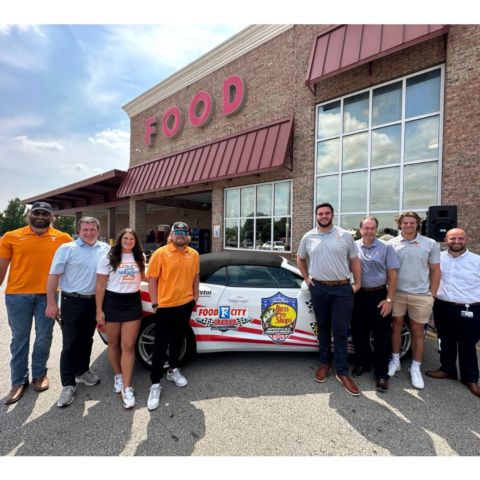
[385,298,393,304]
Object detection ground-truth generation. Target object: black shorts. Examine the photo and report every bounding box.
[103,290,143,323]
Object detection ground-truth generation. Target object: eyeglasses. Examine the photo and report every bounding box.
[173,230,188,236]
[32,211,51,217]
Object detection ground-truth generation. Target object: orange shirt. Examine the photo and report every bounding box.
[0,225,72,294]
[147,242,199,308]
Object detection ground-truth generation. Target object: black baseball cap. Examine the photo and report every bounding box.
[171,222,189,233]
[31,201,53,214]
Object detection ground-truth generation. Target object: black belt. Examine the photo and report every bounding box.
[314,279,350,286]
[437,299,480,307]
[360,285,386,292]
[62,291,95,300]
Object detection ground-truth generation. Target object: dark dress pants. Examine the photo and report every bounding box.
[60,295,97,387]
[150,300,195,384]
[351,287,391,380]
[434,299,480,383]
[310,283,353,376]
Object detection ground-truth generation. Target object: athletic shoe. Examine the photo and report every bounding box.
[76,370,100,386]
[409,368,425,389]
[388,357,401,377]
[58,386,76,407]
[167,368,188,387]
[122,387,135,409]
[114,374,123,394]
[147,383,161,411]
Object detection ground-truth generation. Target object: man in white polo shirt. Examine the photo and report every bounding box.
[426,228,480,398]
[297,203,361,396]
[387,211,441,389]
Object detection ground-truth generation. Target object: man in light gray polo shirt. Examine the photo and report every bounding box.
[387,211,440,389]
[297,202,361,396]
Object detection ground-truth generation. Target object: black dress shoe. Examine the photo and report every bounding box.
[352,366,370,378]
[376,378,389,393]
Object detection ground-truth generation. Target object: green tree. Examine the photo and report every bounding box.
[0,198,27,234]
[53,215,76,236]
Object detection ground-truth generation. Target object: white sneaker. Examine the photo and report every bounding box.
[122,387,135,409]
[388,357,401,377]
[166,368,188,387]
[409,368,425,389]
[113,374,123,394]
[58,386,76,407]
[75,370,100,386]
[147,383,161,411]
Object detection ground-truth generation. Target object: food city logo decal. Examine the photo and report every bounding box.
[260,292,297,344]
[193,306,252,332]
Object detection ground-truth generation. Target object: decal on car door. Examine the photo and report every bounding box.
[260,292,298,344]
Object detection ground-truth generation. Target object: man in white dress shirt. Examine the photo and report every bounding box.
[426,228,480,398]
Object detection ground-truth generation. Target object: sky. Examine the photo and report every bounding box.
[0,1,473,212]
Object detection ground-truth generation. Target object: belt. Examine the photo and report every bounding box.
[62,291,95,300]
[438,299,480,307]
[360,285,386,292]
[314,279,350,286]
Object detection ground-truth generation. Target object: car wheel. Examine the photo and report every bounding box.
[135,316,196,369]
[369,323,412,359]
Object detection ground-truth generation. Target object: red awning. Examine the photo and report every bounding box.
[118,117,294,197]
[306,24,448,90]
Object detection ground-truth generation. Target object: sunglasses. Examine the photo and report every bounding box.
[173,230,188,236]
[32,210,51,217]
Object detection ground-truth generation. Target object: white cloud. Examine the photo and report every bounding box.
[88,128,129,151]
[0,25,46,38]
[14,135,64,152]
[0,114,45,135]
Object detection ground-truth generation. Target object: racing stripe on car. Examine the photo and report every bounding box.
[194,334,317,347]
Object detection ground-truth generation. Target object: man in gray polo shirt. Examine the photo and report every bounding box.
[351,216,399,393]
[387,211,440,389]
[297,203,361,396]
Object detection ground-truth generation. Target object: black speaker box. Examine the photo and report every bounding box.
[426,205,457,241]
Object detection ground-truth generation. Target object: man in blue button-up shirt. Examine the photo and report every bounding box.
[46,217,110,407]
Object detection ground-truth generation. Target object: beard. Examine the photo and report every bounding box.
[30,217,50,229]
[317,218,333,228]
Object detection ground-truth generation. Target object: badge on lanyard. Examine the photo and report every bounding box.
[461,304,474,318]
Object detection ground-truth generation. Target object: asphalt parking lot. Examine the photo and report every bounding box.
[1,284,479,458]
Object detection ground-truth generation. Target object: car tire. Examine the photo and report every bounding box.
[369,322,412,359]
[135,315,196,369]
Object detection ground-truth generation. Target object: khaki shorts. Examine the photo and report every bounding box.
[392,292,434,324]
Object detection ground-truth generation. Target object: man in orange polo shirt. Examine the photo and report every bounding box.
[146,222,199,411]
[0,202,72,404]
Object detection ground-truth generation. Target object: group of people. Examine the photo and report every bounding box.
[297,203,480,398]
[1,201,199,411]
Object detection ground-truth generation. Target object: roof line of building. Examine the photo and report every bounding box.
[122,24,293,118]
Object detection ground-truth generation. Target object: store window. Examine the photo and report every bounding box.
[224,180,292,251]
[315,66,443,233]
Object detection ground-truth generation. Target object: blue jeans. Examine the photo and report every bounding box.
[309,283,354,376]
[5,294,55,386]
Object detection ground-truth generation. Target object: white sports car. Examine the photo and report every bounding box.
[98,250,412,367]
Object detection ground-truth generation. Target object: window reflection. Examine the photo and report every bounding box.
[316,175,338,210]
[343,132,368,170]
[256,218,272,249]
[240,187,254,217]
[371,125,401,166]
[274,182,291,216]
[403,162,438,210]
[341,171,367,212]
[370,167,400,210]
[239,218,254,249]
[370,213,399,236]
[343,92,369,133]
[317,101,340,140]
[405,117,439,162]
[256,184,272,216]
[225,189,239,218]
[225,219,239,248]
[406,69,440,118]
[273,217,290,251]
[317,138,340,174]
[338,214,363,235]
[372,82,402,126]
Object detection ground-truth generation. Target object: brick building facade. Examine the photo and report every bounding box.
[121,24,480,254]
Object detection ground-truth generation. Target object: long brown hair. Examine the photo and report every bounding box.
[108,228,145,273]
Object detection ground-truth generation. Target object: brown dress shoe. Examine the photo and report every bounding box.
[4,383,28,405]
[33,376,49,392]
[336,374,360,396]
[314,364,331,383]
[376,378,389,393]
[425,369,457,380]
[462,381,480,398]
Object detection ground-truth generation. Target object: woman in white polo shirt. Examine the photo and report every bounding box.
[96,228,146,409]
